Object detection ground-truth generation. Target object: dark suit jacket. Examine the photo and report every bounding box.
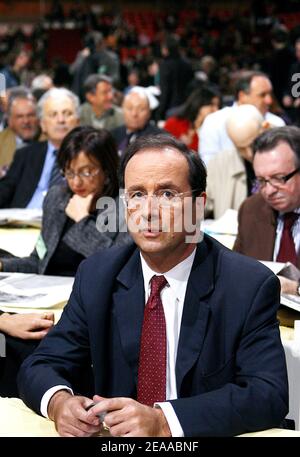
[0,141,48,208]
[18,236,288,436]
[157,56,194,120]
[233,193,300,269]
[111,123,162,157]
[1,184,131,274]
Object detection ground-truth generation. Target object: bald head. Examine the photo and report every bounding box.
[226,104,264,161]
[123,90,151,132]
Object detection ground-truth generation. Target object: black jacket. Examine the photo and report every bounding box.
[0,142,48,208]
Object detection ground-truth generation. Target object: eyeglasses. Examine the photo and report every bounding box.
[63,168,100,180]
[254,167,300,189]
[120,188,200,208]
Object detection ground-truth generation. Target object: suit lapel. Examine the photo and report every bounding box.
[176,239,214,392]
[112,249,145,381]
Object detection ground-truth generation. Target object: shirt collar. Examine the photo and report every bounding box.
[140,248,196,302]
[278,207,300,219]
[47,141,57,154]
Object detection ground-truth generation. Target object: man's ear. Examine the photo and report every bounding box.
[238,90,248,104]
[86,92,95,105]
[200,192,207,207]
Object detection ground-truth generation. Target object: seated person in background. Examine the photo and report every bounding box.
[31,74,54,101]
[18,134,287,437]
[164,85,220,152]
[0,87,39,175]
[0,87,80,209]
[206,104,264,219]
[0,311,55,396]
[0,125,130,397]
[234,126,300,295]
[0,125,130,276]
[79,74,123,132]
[199,71,285,165]
[111,86,162,157]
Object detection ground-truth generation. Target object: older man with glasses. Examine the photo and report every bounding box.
[234,126,300,295]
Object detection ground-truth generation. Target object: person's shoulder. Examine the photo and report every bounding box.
[141,123,162,135]
[45,183,69,200]
[239,192,265,212]
[13,141,47,161]
[79,102,92,115]
[201,106,231,129]
[80,242,137,273]
[0,127,15,140]
[206,235,275,281]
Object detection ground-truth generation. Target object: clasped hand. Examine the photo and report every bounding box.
[49,392,171,437]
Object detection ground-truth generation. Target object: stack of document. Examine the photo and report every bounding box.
[0,209,42,228]
[0,272,74,310]
[260,261,300,313]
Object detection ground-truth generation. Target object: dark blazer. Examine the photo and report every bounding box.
[0,141,48,208]
[111,123,162,156]
[157,56,194,120]
[18,236,288,436]
[233,193,300,269]
[1,184,131,274]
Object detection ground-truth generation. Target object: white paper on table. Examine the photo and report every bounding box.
[0,208,42,228]
[0,273,74,309]
[203,209,238,236]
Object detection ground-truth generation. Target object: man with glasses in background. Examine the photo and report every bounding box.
[18,134,287,437]
[234,126,300,295]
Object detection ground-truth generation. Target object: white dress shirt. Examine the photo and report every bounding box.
[26,142,57,209]
[41,248,196,437]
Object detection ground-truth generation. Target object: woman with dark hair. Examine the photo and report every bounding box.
[0,125,127,277]
[163,86,220,151]
[0,126,130,395]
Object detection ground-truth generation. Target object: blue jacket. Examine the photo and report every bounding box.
[18,235,288,436]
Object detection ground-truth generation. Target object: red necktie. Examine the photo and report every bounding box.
[276,212,299,266]
[137,275,168,406]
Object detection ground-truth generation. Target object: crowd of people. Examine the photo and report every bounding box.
[0,0,299,438]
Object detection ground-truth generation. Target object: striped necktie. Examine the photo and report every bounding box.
[49,150,63,187]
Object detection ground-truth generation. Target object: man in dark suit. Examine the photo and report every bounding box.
[157,35,194,120]
[234,126,300,295]
[0,87,79,208]
[18,134,288,437]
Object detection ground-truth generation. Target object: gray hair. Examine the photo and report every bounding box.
[37,87,80,120]
[83,74,112,95]
[7,86,36,117]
